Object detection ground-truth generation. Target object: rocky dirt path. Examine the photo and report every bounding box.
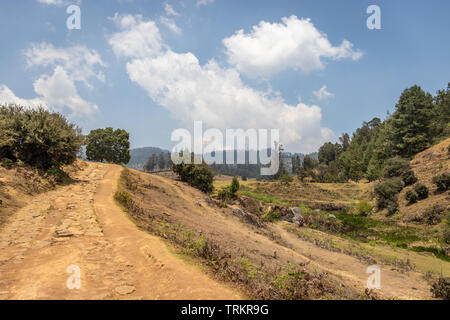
[271,223,433,300]
[0,163,241,300]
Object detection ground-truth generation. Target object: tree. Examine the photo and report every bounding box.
[273,143,288,180]
[431,83,450,139]
[390,85,435,157]
[85,127,130,164]
[0,105,83,170]
[339,133,350,152]
[144,154,157,172]
[230,176,240,195]
[318,142,340,165]
[158,152,167,170]
[291,155,301,175]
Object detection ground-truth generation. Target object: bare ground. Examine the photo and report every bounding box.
[0,163,241,300]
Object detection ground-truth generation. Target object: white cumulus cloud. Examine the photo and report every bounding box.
[25,42,106,87]
[107,14,334,152]
[223,15,363,78]
[37,0,81,6]
[197,0,214,7]
[0,67,98,117]
[108,13,163,59]
[313,85,334,101]
[164,3,179,16]
[1,43,103,117]
[159,16,181,35]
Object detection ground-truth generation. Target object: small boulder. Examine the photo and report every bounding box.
[289,207,305,227]
[115,285,136,295]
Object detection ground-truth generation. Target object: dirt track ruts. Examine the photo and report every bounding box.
[0,163,241,300]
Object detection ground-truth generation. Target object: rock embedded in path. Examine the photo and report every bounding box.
[115,285,136,295]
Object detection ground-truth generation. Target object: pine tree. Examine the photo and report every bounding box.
[390,85,434,157]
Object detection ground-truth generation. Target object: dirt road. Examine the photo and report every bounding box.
[0,163,241,300]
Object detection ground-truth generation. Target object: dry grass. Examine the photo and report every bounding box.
[0,159,85,227]
[398,138,450,220]
[115,168,360,300]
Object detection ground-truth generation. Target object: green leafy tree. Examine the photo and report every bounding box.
[318,142,341,165]
[0,105,83,170]
[86,127,130,164]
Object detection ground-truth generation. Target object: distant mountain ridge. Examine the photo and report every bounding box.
[128,147,170,170]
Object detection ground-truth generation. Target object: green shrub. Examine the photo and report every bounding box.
[230,176,240,195]
[374,177,404,209]
[0,105,83,170]
[217,187,232,201]
[0,158,15,169]
[432,173,450,192]
[405,190,418,205]
[383,157,410,178]
[262,210,281,222]
[443,227,450,244]
[355,200,373,216]
[46,168,73,185]
[414,183,429,200]
[172,154,214,193]
[430,277,450,300]
[386,196,399,216]
[402,170,418,186]
[422,204,445,225]
[280,174,293,185]
[114,190,132,206]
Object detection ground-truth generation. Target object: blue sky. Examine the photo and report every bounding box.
[0,0,449,153]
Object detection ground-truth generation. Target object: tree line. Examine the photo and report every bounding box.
[290,83,449,183]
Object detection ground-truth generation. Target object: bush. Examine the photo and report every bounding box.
[374,177,404,209]
[422,204,445,225]
[386,196,399,216]
[230,176,240,195]
[172,155,214,193]
[262,210,281,222]
[217,187,232,201]
[0,158,15,169]
[114,190,132,206]
[430,277,450,300]
[46,168,73,185]
[355,200,373,216]
[383,157,410,178]
[432,173,450,192]
[402,170,418,186]
[383,157,417,186]
[414,183,429,200]
[280,174,293,185]
[405,190,418,205]
[443,227,450,244]
[0,105,83,170]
